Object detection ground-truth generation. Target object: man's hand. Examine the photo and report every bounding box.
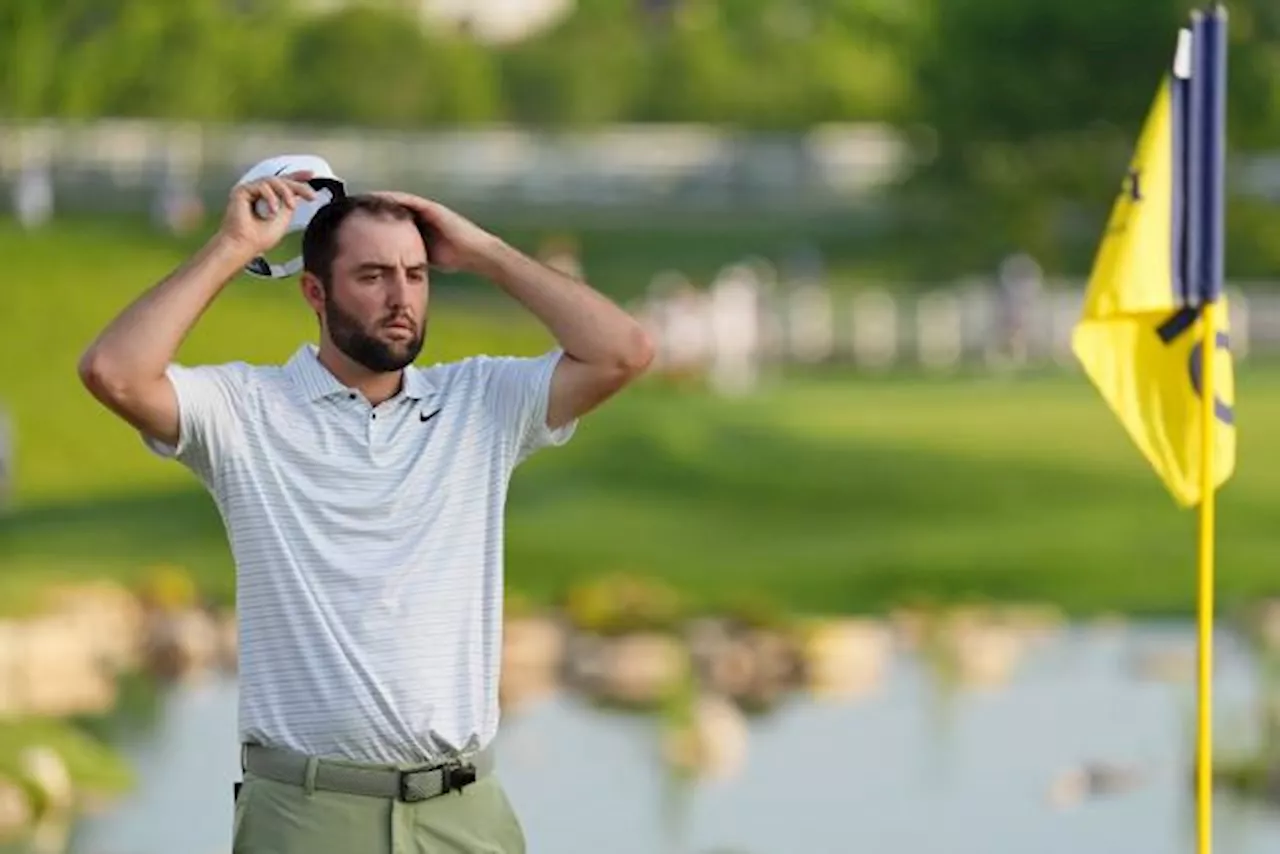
[220,171,318,258]
[370,192,501,274]
[78,178,318,449]
[373,191,652,429]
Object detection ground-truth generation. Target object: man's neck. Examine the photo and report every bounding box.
[315,344,403,405]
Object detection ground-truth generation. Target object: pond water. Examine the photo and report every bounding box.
[47,622,1280,854]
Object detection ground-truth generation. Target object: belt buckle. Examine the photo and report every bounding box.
[397,766,435,803]
[397,759,477,802]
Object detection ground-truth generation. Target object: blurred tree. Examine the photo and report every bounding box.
[422,31,505,125]
[0,0,1275,155]
[499,0,653,126]
[901,0,1190,265]
[284,5,434,126]
[1226,0,1280,148]
[643,0,921,127]
[48,0,293,120]
[282,3,505,127]
[897,0,1280,270]
[809,0,928,125]
[0,0,60,117]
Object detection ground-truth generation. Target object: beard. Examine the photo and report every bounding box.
[325,297,425,373]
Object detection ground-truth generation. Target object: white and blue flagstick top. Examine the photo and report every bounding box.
[1191,4,1228,309]
[1174,27,1193,81]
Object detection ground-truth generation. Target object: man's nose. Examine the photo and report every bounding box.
[385,270,412,306]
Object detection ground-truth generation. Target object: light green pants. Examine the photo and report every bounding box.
[232,770,527,854]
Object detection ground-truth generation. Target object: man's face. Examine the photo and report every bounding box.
[323,212,429,373]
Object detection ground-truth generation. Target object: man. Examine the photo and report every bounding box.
[78,170,654,853]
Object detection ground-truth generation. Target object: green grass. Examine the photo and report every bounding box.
[2,220,1278,618]
[503,369,1280,617]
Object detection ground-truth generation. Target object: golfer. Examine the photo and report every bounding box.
[78,168,654,852]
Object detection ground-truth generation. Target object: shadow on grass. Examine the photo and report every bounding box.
[0,488,234,603]
[508,411,1209,615]
[516,398,1169,518]
[0,402,1263,617]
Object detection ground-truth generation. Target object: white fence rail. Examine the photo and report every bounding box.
[0,119,908,217]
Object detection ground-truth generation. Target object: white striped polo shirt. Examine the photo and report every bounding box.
[145,344,575,764]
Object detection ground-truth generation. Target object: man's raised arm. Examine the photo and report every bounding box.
[471,241,654,429]
[374,193,655,430]
[78,173,315,446]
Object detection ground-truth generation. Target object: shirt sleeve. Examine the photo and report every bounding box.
[142,362,249,485]
[479,348,577,467]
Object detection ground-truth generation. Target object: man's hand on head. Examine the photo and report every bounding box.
[369,192,504,276]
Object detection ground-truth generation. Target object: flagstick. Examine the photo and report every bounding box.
[1196,297,1218,854]
[1195,4,1227,851]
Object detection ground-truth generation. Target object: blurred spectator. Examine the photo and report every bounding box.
[786,279,835,365]
[995,252,1044,369]
[14,162,53,229]
[645,271,710,387]
[782,244,832,364]
[152,167,205,236]
[707,264,763,396]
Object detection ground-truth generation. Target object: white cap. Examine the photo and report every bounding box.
[234,154,346,279]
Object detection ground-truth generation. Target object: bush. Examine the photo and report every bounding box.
[563,572,685,636]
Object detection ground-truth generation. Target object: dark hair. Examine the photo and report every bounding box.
[301,194,431,289]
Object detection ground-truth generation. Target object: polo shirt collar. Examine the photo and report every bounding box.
[285,344,436,403]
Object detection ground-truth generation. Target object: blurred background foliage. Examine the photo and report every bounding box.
[6,0,1280,275]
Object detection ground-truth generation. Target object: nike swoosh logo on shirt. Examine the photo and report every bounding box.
[420,408,442,424]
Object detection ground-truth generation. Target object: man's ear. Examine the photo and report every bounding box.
[300,272,326,315]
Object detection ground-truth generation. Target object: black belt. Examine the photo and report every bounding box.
[241,743,494,803]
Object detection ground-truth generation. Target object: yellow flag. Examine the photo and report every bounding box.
[1071,68,1236,507]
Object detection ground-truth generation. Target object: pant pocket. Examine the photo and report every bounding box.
[231,779,256,853]
[233,774,393,854]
